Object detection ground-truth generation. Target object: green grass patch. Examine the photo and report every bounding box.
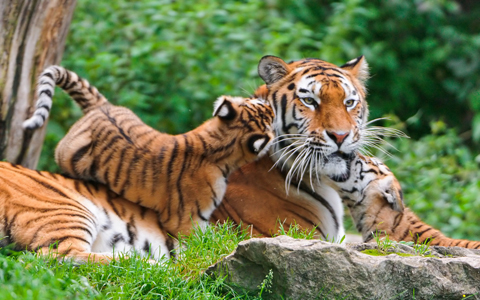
[1,221,333,300]
[0,222,451,299]
[0,222,253,300]
[361,249,416,257]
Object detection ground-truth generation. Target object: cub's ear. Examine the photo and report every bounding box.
[213,96,237,120]
[340,55,369,85]
[247,134,272,155]
[258,55,291,86]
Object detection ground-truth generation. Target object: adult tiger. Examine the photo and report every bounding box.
[323,154,480,248]
[212,55,372,242]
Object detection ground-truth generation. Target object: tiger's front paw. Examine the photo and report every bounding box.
[367,174,405,212]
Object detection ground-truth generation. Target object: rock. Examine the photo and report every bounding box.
[207,236,480,300]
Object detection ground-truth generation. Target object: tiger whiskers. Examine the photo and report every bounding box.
[358,118,408,158]
[285,147,310,194]
[278,142,307,173]
[270,133,327,194]
[270,134,310,167]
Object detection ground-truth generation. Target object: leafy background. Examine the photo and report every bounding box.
[38,0,480,239]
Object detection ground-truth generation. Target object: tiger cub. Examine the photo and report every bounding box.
[23,66,275,238]
[323,154,480,249]
[0,162,172,263]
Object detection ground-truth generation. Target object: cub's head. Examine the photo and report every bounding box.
[257,55,369,186]
[212,95,274,165]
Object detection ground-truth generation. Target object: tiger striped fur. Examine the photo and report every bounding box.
[324,154,480,248]
[212,55,373,241]
[23,66,275,238]
[0,162,173,263]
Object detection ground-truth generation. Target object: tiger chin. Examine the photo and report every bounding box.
[322,154,480,249]
[19,66,274,261]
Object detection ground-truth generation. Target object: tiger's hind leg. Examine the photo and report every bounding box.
[36,239,115,265]
[32,226,113,264]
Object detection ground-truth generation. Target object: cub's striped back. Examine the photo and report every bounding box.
[324,155,480,249]
[0,162,173,263]
[24,66,275,238]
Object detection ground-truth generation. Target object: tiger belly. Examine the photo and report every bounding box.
[78,196,172,260]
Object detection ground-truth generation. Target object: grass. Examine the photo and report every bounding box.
[0,223,467,300]
[362,229,435,258]
[361,249,416,257]
[0,222,254,300]
[0,221,331,300]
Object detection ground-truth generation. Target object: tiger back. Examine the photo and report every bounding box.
[0,162,173,263]
[324,154,480,249]
[23,66,275,238]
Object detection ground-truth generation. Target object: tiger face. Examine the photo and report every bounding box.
[257,55,370,189]
[212,96,275,165]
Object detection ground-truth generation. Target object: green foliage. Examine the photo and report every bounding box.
[274,219,319,240]
[39,0,480,170]
[372,230,397,253]
[0,253,97,300]
[369,230,432,257]
[256,269,273,298]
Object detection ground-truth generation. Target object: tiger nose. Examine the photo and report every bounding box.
[326,131,349,145]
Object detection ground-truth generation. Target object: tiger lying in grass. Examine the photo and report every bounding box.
[323,154,480,248]
[0,162,171,263]
[24,61,479,251]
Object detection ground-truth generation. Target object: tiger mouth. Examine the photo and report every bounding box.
[325,151,355,162]
[325,151,354,183]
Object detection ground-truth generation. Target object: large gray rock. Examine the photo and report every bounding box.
[207,236,480,299]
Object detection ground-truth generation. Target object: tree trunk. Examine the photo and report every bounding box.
[0,0,76,168]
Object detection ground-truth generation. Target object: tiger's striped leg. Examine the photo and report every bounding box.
[33,233,115,264]
[381,208,480,249]
[37,247,114,264]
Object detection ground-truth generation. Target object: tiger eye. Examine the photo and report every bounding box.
[302,97,316,106]
[345,99,356,107]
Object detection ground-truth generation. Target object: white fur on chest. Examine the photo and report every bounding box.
[77,196,170,260]
[294,183,346,243]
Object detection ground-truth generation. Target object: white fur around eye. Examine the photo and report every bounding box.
[253,138,266,152]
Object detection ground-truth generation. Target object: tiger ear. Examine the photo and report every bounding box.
[213,96,237,120]
[247,134,272,155]
[258,55,290,86]
[340,55,369,85]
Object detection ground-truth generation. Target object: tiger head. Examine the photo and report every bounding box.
[257,55,370,188]
[211,95,275,165]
